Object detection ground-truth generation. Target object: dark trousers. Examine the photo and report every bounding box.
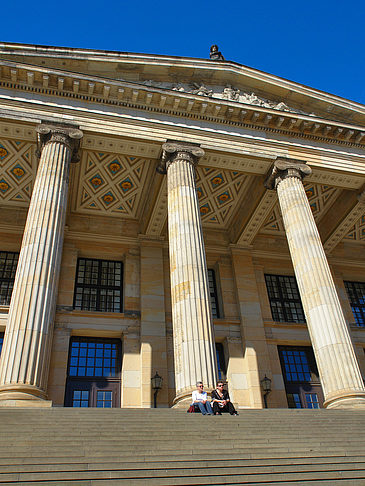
[212,401,237,415]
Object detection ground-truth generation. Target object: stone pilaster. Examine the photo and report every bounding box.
[0,124,82,406]
[47,325,72,406]
[265,157,365,409]
[231,248,271,408]
[160,142,217,406]
[140,238,168,407]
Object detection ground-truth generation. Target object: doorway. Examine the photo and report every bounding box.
[278,346,324,409]
[64,337,122,408]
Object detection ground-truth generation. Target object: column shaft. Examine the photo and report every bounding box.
[161,143,217,404]
[0,125,82,405]
[266,158,365,409]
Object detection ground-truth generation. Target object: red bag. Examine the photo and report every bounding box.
[187,405,195,413]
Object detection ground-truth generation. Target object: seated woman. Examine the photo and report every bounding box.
[191,382,213,415]
[211,381,238,415]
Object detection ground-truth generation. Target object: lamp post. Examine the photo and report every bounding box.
[260,375,272,409]
[151,371,163,408]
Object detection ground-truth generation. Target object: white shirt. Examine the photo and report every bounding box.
[192,390,208,403]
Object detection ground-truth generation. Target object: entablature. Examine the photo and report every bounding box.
[0,59,364,150]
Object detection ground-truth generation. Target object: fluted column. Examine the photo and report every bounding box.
[159,142,217,405]
[0,124,82,406]
[265,157,365,409]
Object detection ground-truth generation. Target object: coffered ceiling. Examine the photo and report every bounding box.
[0,136,364,250]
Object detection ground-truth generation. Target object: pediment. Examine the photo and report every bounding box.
[1,43,364,128]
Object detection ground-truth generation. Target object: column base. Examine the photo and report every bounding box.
[172,388,214,409]
[0,384,52,407]
[324,390,365,409]
[172,394,193,409]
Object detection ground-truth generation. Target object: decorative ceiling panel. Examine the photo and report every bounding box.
[0,139,37,206]
[74,150,153,219]
[343,215,365,242]
[261,183,340,234]
[196,167,249,227]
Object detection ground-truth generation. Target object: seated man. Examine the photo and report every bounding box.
[211,381,238,415]
[191,382,213,415]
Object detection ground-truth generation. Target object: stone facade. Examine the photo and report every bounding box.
[0,43,364,409]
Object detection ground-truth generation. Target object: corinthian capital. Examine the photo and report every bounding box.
[264,157,312,190]
[36,124,83,163]
[157,142,205,174]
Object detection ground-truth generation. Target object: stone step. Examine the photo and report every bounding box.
[0,461,365,482]
[1,410,364,419]
[3,427,362,436]
[1,455,365,473]
[0,446,362,460]
[3,438,362,449]
[1,469,365,485]
[3,414,360,420]
[6,430,357,437]
[1,451,363,466]
[0,408,364,485]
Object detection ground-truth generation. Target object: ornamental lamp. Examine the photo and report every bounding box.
[260,375,272,409]
[151,371,163,408]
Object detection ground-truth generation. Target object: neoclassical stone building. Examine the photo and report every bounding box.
[0,42,364,410]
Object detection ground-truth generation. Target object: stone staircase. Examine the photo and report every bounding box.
[0,408,364,485]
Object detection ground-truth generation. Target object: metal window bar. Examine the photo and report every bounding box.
[344,281,365,327]
[0,252,19,306]
[208,269,220,318]
[278,346,320,384]
[265,274,305,323]
[73,258,123,312]
[68,338,121,378]
[215,343,226,380]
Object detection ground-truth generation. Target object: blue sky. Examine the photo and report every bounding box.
[2,0,364,104]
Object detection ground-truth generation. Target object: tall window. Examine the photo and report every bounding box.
[208,269,220,318]
[74,258,123,312]
[0,332,4,355]
[215,343,226,381]
[0,251,19,306]
[344,281,365,327]
[265,274,305,323]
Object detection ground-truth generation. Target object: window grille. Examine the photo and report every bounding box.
[74,258,123,312]
[208,269,220,318]
[344,281,365,327]
[67,338,121,378]
[0,251,19,306]
[279,348,313,383]
[265,274,305,323]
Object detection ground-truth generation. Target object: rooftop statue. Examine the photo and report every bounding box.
[210,45,225,61]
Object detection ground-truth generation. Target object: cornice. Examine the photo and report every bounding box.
[0,224,24,234]
[1,42,364,114]
[64,230,139,245]
[250,249,365,268]
[328,257,365,269]
[0,60,364,149]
